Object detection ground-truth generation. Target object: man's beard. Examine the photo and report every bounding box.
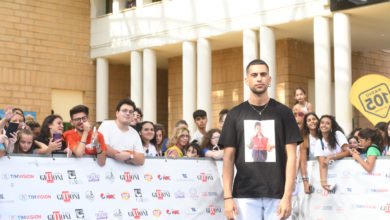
[250,86,267,95]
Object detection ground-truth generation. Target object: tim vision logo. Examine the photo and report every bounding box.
[40,172,64,183]
[120,172,140,182]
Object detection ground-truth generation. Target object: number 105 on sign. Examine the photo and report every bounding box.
[359,83,390,118]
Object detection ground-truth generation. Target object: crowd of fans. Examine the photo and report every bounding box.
[0,89,387,192]
[0,98,228,166]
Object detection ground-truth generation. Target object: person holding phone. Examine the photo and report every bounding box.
[63,105,107,166]
[34,114,67,154]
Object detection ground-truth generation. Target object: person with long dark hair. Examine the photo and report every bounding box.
[299,112,320,194]
[35,114,67,154]
[352,128,383,172]
[154,124,165,157]
[137,121,158,157]
[382,121,390,156]
[314,115,350,191]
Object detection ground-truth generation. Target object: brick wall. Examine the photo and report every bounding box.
[0,0,94,123]
[275,39,315,108]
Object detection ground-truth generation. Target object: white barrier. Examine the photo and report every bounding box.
[297,158,390,219]
[0,155,224,220]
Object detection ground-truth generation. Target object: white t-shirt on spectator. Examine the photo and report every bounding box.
[314,130,348,157]
[308,134,318,158]
[191,130,203,144]
[143,143,157,157]
[98,120,143,153]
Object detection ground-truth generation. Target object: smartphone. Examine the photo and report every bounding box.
[53,133,62,141]
[6,122,19,138]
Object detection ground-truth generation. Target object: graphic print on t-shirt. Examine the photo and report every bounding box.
[244,120,276,162]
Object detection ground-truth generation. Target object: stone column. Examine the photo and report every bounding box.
[143,49,157,122]
[182,41,197,132]
[96,57,109,121]
[197,38,212,129]
[260,26,276,99]
[243,29,258,101]
[131,51,143,109]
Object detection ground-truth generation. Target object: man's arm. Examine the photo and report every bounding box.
[223,147,238,220]
[277,143,297,220]
[125,152,145,165]
[96,149,106,166]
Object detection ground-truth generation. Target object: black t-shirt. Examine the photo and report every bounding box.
[219,99,302,199]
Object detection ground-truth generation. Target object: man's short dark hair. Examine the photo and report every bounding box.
[116,98,136,112]
[193,109,207,120]
[219,109,229,122]
[246,59,269,73]
[135,107,143,118]
[175,120,188,128]
[70,105,89,119]
[255,121,261,128]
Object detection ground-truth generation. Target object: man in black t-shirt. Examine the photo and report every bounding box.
[219,59,302,220]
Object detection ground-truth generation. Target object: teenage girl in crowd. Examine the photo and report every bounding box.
[35,114,67,154]
[348,136,360,149]
[314,115,351,191]
[351,128,383,172]
[201,129,224,159]
[137,121,157,157]
[382,121,390,156]
[185,142,201,158]
[299,112,320,194]
[154,125,164,157]
[11,129,34,154]
[165,127,190,158]
[293,87,313,115]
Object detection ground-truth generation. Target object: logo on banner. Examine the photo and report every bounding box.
[48,211,71,220]
[120,172,140,182]
[366,188,389,193]
[144,173,153,182]
[380,203,390,214]
[152,190,170,200]
[206,205,221,215]
[186,207,203,215]
[157,174,170,181]
[174,190,185,199]
[67,170,78,184]
[100,193,115,199]
[85,190,94,201]
[166,210,180,215]
[19,194,51,201]
[128,209,148,219]
[95,211,108,220]
[113,209,123,219]
[134,189,143,202]
[105,172,115,183]
[202,192,218,197]
[351,204,376,210]
[8,215,41,219]
[40,172,63,183]
[57,191,80,202]
[75,209,84,219]
[188,188,199,200]
[153,209,161,217]
[121,192,130,200]
[1,173,34,180]
[197,173,213,182]
[87,173,100,182]
[176,173,194,182]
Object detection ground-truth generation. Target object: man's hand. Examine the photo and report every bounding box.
[82,121,91,133]
[114,151,131,161]
[224,199,237,220]
[277,196,292,220]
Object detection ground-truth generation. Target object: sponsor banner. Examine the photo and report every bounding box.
[298,158,390,219]
[0,156,224,219]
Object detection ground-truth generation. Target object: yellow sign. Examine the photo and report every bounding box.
[350,74,390,125]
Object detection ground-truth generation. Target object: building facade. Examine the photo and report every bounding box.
[1,0,390,135]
